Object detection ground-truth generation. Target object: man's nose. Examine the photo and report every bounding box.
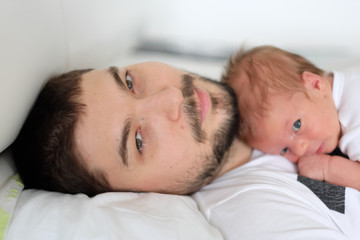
[142,86,184,121]
[291,138,308,157]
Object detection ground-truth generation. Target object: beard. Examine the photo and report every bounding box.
[177,74,239,194]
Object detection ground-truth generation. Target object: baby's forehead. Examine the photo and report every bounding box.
[249,103,286,130]
[246,128,279,152]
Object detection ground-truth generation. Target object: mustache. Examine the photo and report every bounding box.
[183,74,239,164]
[181,74,206,143]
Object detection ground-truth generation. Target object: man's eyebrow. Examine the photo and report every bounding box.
[109,66,131,167]
[108,66,126,90]
[119,118,131,168]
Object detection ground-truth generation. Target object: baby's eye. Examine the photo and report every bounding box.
[292,119,301,132]
[135,130,143,152]
[126,72,133,91]
[280,147,288,155]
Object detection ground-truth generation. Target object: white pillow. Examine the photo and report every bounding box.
[6,190,223,240]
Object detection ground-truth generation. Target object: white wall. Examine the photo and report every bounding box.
[42,0,360,78]
[113,0,360,72]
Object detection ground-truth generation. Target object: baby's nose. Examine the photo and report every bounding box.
[292,139,309,157]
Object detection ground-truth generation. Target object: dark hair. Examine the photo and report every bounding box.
[12,69,114,196]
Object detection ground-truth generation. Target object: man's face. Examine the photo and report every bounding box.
[75,62,238,194]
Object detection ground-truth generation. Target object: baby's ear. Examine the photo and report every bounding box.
[301,71,325,92]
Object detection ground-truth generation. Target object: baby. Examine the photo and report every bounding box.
[223,45,360,190]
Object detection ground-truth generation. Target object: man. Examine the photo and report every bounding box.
[12,61,359,239]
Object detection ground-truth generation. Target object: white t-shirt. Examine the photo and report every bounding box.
[193,150,360,240]
[333,67,360,161]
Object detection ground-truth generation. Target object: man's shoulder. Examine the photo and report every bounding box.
[193,152,359,239]
[193,152,300,210]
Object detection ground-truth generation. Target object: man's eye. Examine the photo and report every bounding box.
[281,147,288,155]
[135,130,143,152]
[126,73,133,91]
[292,119,301,132]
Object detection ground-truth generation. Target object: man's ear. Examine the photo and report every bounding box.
[301,71,325,92]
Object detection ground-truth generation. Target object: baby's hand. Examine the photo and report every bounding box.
[298,154,331,181]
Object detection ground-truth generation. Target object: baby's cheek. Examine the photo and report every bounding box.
[286,154,299,164]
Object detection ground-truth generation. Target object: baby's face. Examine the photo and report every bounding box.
[247,91,340,163]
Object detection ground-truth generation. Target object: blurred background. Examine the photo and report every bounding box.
[61,0,360,78]
[2,0,360,79]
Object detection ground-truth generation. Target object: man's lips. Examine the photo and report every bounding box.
[195,87,210,124]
